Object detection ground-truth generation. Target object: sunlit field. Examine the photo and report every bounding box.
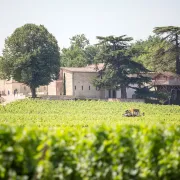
[1,99,180,128]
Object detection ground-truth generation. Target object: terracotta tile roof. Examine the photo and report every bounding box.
[86,63,104,70]
[150,72,180,86]
[61,65,179,80]
[61,63,104,73]
[60,67,98,73]
[156,72,180,77]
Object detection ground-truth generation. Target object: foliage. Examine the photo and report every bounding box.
[0,56,5,79]
[2,24,60,98]
[132,36,176,72]
[61,46,87,67]
[85,45,100,65]
[153,26,180,74]
[135,87,169,104]
[70,34,89,49]
[93,35,150,98]
[0,100,180,178]
[61,34,100,67]
[61,34,89,67]
[0,124,180,179]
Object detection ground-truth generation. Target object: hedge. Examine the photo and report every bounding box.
[0,125,180,180]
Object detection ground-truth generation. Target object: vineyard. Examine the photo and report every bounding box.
[0,99,180,128]
[1,99,180,179]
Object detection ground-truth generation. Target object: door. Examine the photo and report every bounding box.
[108,90,111,98]
[112,90,116,98]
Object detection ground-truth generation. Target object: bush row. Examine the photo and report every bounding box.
[0,125,180,180]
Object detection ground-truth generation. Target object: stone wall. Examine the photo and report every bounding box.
[73,72,104,98]
[0,79,52,96]
[40,95,75,100]
[47,81,56,95]
[108,98,145,103]
[0,80,6,95]
[64,71,73,95]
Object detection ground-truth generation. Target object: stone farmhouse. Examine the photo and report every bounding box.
[0,79,57,96]
[0,64,135,98]
[1,64,180,100]
[59,64,136,99]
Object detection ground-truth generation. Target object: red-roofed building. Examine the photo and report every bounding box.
[151,72,180,103]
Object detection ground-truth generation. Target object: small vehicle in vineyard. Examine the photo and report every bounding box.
[123,109,144,117]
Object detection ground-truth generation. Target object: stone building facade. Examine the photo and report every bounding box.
[0,79,53,96]
[59,67,105,98]
[59,64,136,99]
[0,64,137,99]
[151,72,180,103]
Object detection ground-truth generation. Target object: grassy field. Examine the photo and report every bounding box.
[0,99,180,128]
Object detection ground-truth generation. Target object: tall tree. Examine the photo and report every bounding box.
[0,56,5,79]
[153,26,180,74]
[2,24,60,98]
[70,34,89,49]
[94,36,150,98]
[61,46,87,67]
[132,36,175,72]
[85,45,100,65]
[61,34,89,67]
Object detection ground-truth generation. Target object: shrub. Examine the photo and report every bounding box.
[0,125,180,179]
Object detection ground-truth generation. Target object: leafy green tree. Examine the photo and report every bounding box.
[0,56,4,79]
[85,45,100,65]
[132,36,175,72]
[153,26,180,74]
[61,34,89,67]
[70,34,89,49]
[61,34,101,67]
[2,24,60,98]
[61,46,87,67]
[94,35,150,98]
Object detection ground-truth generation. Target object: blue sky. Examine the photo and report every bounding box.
[0,0,180,54]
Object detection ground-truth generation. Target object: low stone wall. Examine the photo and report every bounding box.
[39,95,104,101]
[108,98,145,103]
[40,95,75,100]
[40,96,145,102]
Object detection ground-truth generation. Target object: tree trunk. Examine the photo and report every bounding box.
[30,87,37,98]
[121,85,127,99]
[175,33,180,74]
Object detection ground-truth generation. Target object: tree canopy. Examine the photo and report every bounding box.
[153,26,180,74]
[61,34,100,67]
[93,35,150,98]
[61,34,89,67]
[1,24,60,98]
[0,56,5,79]
[85,45,100,65]
[132,36,175,72]
[70,34,89,49]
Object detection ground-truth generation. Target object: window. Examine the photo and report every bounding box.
[89,86,90,90]
[44,87,46,90]
[75,86,76,90]
[82,86,83,90]
[24,86,26,91]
